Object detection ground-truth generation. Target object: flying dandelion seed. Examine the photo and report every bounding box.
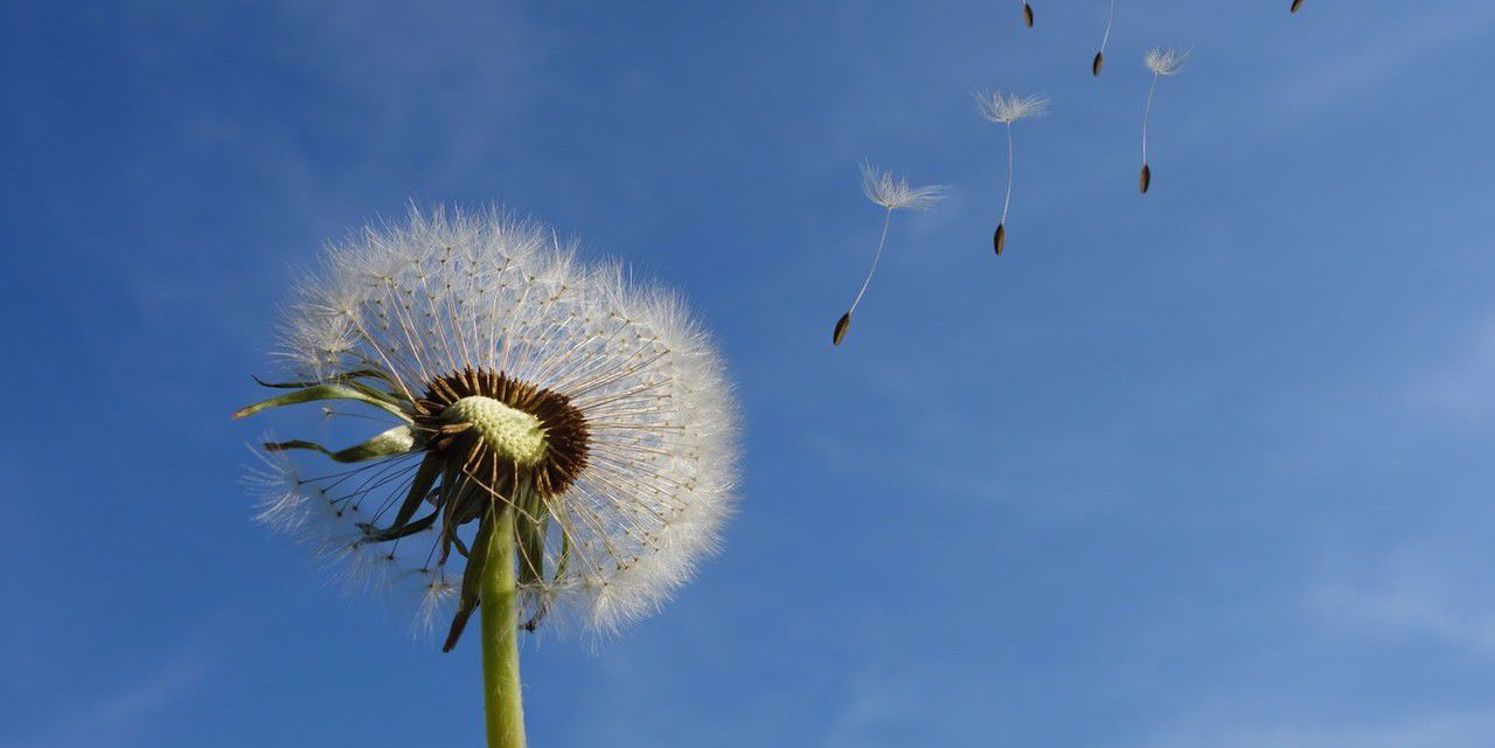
[1290,0,1304,12]
[1093,0,1116,76]
[833,163,948,346]
[1022,1,1035,27]
[977,91,1049,255]
[1140,47,1187,194]
[236,206,739,748]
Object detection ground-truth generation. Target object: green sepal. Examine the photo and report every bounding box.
[263,425,421,463]
[252,370,389,389]
[358,510,439,542]
[233,383,414,422]
[514,483,547,588]
[443,507,496,652]
[436,462,468,565]
[374,452,443,535]
[252,373,408,407]
[353,452,442,543]
[515,481,554,632]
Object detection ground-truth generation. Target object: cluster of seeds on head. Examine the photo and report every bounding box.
[417,368,590,496]
[244,209,737,639]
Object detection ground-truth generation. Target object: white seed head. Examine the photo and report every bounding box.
[1145,47,1188,76]
[976,90,1050,124]
[859,161,949,211]
[246,205,740,637]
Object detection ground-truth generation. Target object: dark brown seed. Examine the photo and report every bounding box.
[1023,3,1034,27]
[1290,0,1304,12]
[1092,51,1104,76]
[994,223,1006,255]
[1139,163,1152,194]
[833,312,852,346]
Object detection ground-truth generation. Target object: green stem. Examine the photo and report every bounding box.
[480,508,526,748]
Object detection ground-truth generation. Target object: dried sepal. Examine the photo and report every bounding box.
[444,503,495,652]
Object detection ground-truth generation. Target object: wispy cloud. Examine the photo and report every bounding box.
[1405,315,1495,421]
[2,638,213,748]
[1314,537,1495,656]
[1270,4,1495,127]
[1145,710,1495,748]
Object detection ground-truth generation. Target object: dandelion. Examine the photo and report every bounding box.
[1291,0,1304,12]
[1021,1,1035,27]
[833,163,948,346]
[1139,47,1187,194]
[235,206,738,747]
[1092,0,1116,76]
[977,90,1049,255]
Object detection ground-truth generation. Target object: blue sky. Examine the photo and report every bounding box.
[5,1,1495,746]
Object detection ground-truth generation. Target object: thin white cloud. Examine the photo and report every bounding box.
[1406,316,1495,421]
[1270,5,1495,128]
[3,639,213,748]
[1315,538,1495,657]
[1145,711,1495,748]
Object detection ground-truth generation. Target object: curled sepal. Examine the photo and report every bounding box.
[358,453,444,542]
[444,507,495,652]
[264,425,422,463]
[514,483,550,631]
[233,383,414,423]
[252,369,395,390]
[252,372,407,407]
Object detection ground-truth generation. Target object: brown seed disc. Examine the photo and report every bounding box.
[833,312,852,346]
[1092,51,1104,76]
[1290,0,1304,12]
[1023,3,1034,27]
[417,367,590,499]
[994,223,1006,255]
[1139,163,1152,194]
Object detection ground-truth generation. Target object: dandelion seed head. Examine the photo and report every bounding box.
[241,205,740,639]
[859,161,949,211]
[1145,47,1188,76]
[976,90,1050,124]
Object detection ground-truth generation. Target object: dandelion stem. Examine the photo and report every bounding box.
[480,507,526,748]
[1000,123,1016,226]
[1141,72,1159,164]
[847,207,894,315]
